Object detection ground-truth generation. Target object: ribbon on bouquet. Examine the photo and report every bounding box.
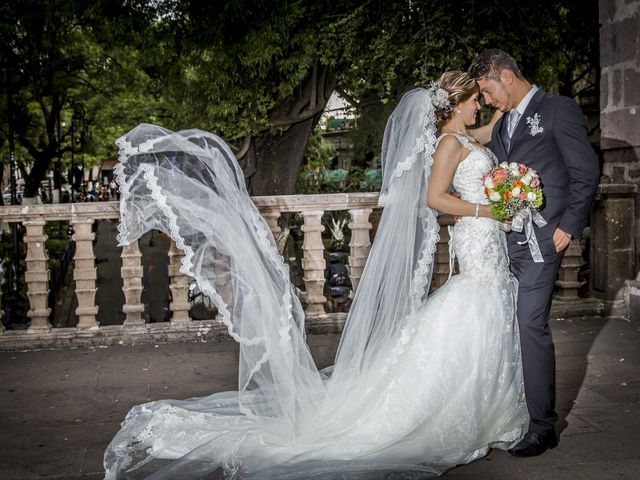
[512,208,548,263]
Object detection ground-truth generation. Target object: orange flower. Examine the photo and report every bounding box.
[505,191,513,200]
[492,170,508,185]
[515,181,525,188]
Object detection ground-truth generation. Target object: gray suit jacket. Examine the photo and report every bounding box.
[491,88,600,242]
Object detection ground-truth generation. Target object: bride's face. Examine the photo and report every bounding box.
[457,92,482,126]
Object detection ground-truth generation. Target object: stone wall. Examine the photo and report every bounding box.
[599,0,640,265]
[599,0,640,317]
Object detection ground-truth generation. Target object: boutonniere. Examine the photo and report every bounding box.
[526,113,544,136]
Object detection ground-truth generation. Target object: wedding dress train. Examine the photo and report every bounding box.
[105,91,527,479]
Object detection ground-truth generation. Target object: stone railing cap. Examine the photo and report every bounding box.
[0,193,382,223]
[597,183,638,196]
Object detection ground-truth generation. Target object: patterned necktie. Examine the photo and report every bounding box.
[507,110,521,138]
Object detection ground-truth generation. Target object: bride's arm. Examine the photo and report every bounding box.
[427,136,493,218]
[468,109,503,145]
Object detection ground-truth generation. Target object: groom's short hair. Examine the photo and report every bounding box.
[468,49,524,81]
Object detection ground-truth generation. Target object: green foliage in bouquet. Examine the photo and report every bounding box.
[484,163,544,222]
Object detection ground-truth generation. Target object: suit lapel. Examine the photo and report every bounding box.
[509,88,546,152]
[493,114,509,161]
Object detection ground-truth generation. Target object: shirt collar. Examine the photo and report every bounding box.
[513,84,539,116]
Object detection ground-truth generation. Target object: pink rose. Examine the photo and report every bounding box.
[531,178,540,187]
[519,192,528,200]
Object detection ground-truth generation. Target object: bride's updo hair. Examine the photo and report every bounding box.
[432,71,479,129]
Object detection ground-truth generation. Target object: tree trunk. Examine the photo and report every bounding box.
[247,118,316,195]
[23,154,53,198]
[244,64,336,196]
[0,167,4,206]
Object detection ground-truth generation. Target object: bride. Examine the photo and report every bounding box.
[105,70,528,479]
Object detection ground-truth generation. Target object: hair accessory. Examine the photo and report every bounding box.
[426,81,452,112]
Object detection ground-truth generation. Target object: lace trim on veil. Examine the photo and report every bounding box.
[114,87,442,381]
[410,119,439,306]
[378,104,436,208]
[379,92,441,369]
[113,137,136,243]
[137,164,248,345]
[115,130,315,405]
[115,140,296,353]
[246,211,298,345]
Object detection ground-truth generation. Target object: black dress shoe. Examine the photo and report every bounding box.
[508,431,558,457]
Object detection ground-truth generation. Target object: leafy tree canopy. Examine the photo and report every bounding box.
[0,0,599,198]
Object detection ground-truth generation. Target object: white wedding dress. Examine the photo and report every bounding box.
[105,91,527,479]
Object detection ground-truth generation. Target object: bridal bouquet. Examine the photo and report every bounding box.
[483,162,543,222]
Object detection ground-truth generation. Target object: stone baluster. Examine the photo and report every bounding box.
[347,208,372,293]
[262,211,290,254]
[121,241,145,328]
[262,212,281,241]
[301,210,326,316]
[71,219,99,328]
[555,238,583,299]
[430,218,454,292]
[24,220,51,331]
[168,240,191,323]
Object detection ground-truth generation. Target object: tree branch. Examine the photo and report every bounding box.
[270,103,327,128]
[334,86,359,108]
[570,65,595,88]
[271,64,333,128]
[15,132,44,162]
[232,136,252,160]
[17,161,29,179]
[69,72,107,95]
[309,62,318,111]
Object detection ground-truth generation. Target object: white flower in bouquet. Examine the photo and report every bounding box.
[483,162,544,221]
[488,190,502,202]
[484,162,547,263]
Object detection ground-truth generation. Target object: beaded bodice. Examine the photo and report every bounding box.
[439,134,510,279]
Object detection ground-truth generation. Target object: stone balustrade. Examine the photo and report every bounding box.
[0,195,590,350]
[121,241,144,329]
[23,220,50,331]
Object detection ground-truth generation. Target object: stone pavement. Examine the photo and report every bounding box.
[0,315,638,480]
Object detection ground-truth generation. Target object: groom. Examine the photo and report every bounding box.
[468,49,600,457]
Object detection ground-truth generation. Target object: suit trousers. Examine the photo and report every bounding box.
[507,234,562,434]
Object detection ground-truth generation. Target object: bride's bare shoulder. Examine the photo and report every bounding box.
[434,134,465,163]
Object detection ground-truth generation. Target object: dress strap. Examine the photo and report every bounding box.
[436,132,478,152]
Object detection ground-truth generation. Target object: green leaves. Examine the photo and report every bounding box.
[0,0,598,197]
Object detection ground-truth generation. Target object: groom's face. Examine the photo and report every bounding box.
[477,71,513,113]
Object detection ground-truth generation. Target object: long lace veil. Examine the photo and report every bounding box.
[106,88,441,479]
[331,88,439,382]
[114,126,325,426]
